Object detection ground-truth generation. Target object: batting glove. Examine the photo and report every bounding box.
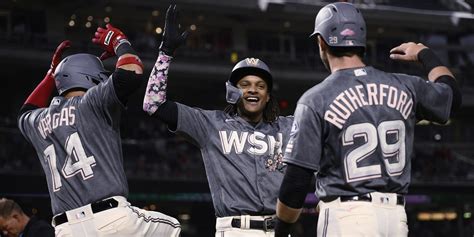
[48,40,72,76]
[160,4,189,56]
[92,24,130,60]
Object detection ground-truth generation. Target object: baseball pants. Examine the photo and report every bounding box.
[215,215,275,237]
[316,192,408,237]
[53,196,181,237]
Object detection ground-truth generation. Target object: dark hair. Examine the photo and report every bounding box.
[224,93,280,123]
[327,46,365,58]
[0,198,24,217]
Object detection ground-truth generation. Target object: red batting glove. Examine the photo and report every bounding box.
[92,24,129,59]
[48,40,72,76]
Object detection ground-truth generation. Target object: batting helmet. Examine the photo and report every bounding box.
[226,57,273,104]
[310,2,366,48]
[54,53,109,95]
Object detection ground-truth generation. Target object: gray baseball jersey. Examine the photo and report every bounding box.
[284,66,452,199]
[18,79,128,215]
[174,103,293,217]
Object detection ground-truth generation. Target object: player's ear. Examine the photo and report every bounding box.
[317,35,327,52]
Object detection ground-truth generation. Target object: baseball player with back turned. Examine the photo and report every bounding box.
[143,5,294,237]
[274,2,462,237]
[17,25,180,236]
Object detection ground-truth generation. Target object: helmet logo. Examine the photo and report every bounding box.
[340,28,355,36]
[245,58,259,66]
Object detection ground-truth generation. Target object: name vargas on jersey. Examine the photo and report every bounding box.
[38,106,76,139]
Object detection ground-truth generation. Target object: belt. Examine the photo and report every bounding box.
[339,193,405,206]
[231,217,275,231]
[53,198,119,226]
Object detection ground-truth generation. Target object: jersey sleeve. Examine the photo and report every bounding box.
[174,102,210,148]
[81,78,125,130]
[411,75,453,123]
[283,103,322,171]
[18,109,42,143]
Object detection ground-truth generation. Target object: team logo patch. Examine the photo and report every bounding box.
[340,28,355,36]
[51,98,61,106]
[246,58,259,66]
[354,68,367,77]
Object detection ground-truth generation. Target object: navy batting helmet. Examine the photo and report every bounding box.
[310,2,366,48]
[226,58,273,104]
[54,53,109,95]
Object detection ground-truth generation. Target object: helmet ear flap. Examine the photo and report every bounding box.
[226,81,243,104]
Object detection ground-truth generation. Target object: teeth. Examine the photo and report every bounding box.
[246,97,259,102]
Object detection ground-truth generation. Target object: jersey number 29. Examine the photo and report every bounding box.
[342,120,405,183]
[43,132,96,192]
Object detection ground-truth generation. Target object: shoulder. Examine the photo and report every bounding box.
[276,115,294,125]
[176,102,226,119]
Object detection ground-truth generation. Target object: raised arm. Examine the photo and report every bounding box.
[389,42,462,114]
[92,24,144,104]
[19,40,71,116]
[143,5,188,115]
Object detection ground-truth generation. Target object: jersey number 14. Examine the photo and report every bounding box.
[43,132,96,192]
[343,120,406,183]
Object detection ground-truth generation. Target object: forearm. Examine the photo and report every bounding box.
[277,164,314,222]
[277,200,302,224]
[417,48,455,82]
[23,71,55,108]
[417,48,462,113]
[143,51,172,115]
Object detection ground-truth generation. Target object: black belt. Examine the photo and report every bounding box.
[231,217,275,231]
[53,198,119,226]
[339,193,405,206]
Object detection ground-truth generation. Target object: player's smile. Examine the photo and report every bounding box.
[237,75,270,115]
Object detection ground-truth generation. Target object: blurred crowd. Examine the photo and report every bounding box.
[1,114,473,182]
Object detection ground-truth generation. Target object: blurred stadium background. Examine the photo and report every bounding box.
[1,0,474,236]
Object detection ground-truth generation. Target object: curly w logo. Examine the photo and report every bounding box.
[245,58,259,66]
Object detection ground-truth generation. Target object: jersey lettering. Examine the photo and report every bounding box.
[219,130,284,156]
[38,106,76,139]
[324,83,414,129]
[219,131,248,154]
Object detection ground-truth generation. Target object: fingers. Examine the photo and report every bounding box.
[173,5,178,24]
[180,30,189,43]
[56,40,72,53]
[389,53,408,61]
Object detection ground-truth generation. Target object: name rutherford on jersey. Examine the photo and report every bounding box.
[37,105,76,139]
[325,81,414,129]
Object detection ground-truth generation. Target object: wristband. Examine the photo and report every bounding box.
[417,48,444,72]
[115,41,136,57]
[116,55,144,70]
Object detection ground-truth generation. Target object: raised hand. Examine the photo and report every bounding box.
[92,24,130,60]
[49,40,72,75]
[389,42,428,62]
[160,5,189,56]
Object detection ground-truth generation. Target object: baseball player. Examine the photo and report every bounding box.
[17,25,180,236]
[143,5,293,236]
[274,2,462,237]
